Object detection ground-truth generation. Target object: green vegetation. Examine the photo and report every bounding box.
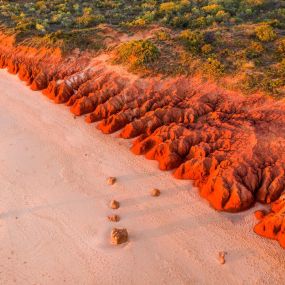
[179,30,205,53]
[255,24,277,42]
[1,0,285,96]
[114,40,160,71]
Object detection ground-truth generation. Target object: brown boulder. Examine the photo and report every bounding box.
[108,214,120,222]
[150,188,161,197]
[111,228,128,245]
[110,200,120,209]
[107,177,117,185]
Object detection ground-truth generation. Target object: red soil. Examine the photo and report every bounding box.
[1,32,285,248]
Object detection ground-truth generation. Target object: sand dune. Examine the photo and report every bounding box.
[1,69,285,284]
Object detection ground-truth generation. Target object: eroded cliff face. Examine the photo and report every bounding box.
[254,194,285,248]
[1,32,285,248]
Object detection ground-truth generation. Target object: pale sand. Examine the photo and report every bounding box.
[0,69,285,285]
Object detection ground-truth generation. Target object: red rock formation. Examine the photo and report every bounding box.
[254,194,285,248]
[1,31,285,247]
[71,73,126,116]
[0,32,91,97]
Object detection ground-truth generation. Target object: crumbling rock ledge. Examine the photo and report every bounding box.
[254,194,285,248]
[1,32,285,248]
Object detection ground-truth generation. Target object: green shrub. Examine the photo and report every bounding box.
[202,4,221,14]
[124,18,147,27]
[159,2,178,14]
[192,16,208,28]
[261,78,283,94]
[278,58,285,75]
[215,10,230,22]
[255,25,277,42]
[179,30,204,52]
[76,13,104,27]
[35,1,46,11]
[114,40,160,70]
[155,30,171,41]
[240,72,263,91]
[277,38,285,55]
[201,44,213,54]
[75,6,105,27]
[246,41,264,58]
[15,19,34,31]
[204,57,224,77]
[35,23,45,32]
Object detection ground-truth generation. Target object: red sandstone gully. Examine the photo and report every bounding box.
[1,32,285,248]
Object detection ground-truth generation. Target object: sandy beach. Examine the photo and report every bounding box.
[0,68,285,285]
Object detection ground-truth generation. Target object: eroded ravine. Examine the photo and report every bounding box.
[1,32,285,248]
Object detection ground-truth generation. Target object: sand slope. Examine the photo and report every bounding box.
[0,69,285,285]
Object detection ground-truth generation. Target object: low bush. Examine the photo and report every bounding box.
[255,25,277,42]
[246,41,264,58]
[179,30,204,53]
[201,44,213,54]
[277,38,285,55]
[114,40,160,70]
[204,57,224,78]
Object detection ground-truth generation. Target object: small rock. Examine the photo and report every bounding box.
[111,228,128,245]
[108,214,120,222]
[150,188,160,197]
[254,210,265,220]
[107,177,116,185]
[110,200,120,209]
[218,251,226,264]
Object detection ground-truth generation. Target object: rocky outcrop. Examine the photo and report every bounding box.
[1,32,285,247]
[254,194,285,248]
